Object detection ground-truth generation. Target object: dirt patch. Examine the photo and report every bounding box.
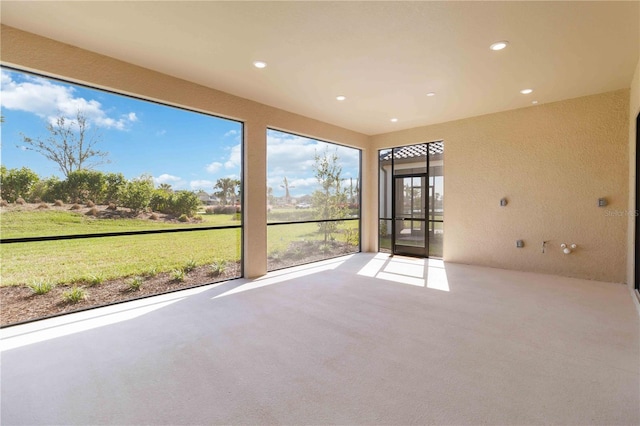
[267,240,358,271]
[0,263,240,327]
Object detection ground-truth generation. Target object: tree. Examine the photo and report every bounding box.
[280,177,295,205]
[214,178,240,205]
[267,186,274,206]
[20,110,109,177]
[312,147,348,242]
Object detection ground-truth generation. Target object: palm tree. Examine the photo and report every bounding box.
[214,178,239,205]
[158,183,173,193]
[280,177,295,205]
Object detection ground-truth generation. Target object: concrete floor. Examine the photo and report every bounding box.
[1,253,639,425]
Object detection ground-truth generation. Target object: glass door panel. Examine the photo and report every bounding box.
[393,175,427,256]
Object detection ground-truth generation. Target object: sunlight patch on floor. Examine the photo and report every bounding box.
[213,255,354,299]
[0,296,187,351]
[358,253,450,291]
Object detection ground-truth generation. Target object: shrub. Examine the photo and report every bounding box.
[63,286,87,304]
[104,172,126,204]
[54,199,64,207]
[0,166,39,203]
[178,214,189,222]
[149,190,171,213]
[150,190,200,217]
[344,228,360,246]
[15,197,25,205]
[170,191,200,217]
[86,274,104,287]
[0,199,8,207]
[30,177,66,203]
[210,205,239,215]
[209,260,227,277]
[37,202,49,209]
[119,175,154,214]
[127,276,144,292]
[183,259,197,273]
[145,266,159,277]
[193,215,203,221]
[28,280,54,295]
[170,269,186,282]
[86,200,95,207]
[65,170,106,204]
[70,203,81,210]
[205,206,216,214]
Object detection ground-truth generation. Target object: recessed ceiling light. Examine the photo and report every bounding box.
[532,100,538,104]
[489,41,509,51]
[520,88,533,95]
[253,61,267,69]
[390,118,398,123]
[426,92,436,97]
[336,95,346,101]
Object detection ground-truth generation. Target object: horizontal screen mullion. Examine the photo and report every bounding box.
[0,225,242,244]
[267,218,359,226]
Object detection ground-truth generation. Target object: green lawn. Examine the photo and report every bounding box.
[267,220,359,254]
[1,228,241,286]
[0,210,239,239]
[0,209,241,286]
[1,209,359,286]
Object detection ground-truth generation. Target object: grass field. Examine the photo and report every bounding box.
[0,210,239,239]
[1,229,242,286]
[1,208,359,286]
[267,220,359,253]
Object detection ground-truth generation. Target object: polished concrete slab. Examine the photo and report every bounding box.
[1,253,638,425]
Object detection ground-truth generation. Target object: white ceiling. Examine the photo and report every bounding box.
[1,1,638,135]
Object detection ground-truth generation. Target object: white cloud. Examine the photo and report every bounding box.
[156,129,167,136]
[265,130,360,196]
[153,174,188,189]
[224,144,242,170]
[0,70,137,130]
[190,180,215,190]
[206,161,223,173]
[154,173,182,184]
[224,129,238,137]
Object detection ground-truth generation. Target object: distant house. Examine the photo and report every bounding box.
[196,191,217,205]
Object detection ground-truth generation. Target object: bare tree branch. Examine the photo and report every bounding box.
[19,110,109,177]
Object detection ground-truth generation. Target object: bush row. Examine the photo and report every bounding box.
[0,167,200,217]
[204,205,241,215]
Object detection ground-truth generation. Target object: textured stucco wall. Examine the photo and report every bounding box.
[0,25,372,278]
[372,91,630,283]
[1,25,632,283]
[627,58,640,288]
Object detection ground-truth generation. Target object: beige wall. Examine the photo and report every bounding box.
[627,58,640,288]
[0,25,371,278]
[371,91,630,283]
[1,25,632,284]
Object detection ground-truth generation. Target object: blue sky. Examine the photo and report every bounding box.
[0,67,360,198]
